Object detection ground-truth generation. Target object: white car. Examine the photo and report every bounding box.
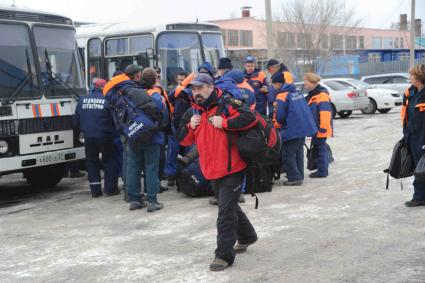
[360,73,410,96]
[323,78,402,114]
[295,80,370,118]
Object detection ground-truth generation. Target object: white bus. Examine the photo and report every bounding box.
[0,6,86,187]
[76,21,225,90]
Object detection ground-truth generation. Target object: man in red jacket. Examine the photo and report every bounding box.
[178,73,258,271]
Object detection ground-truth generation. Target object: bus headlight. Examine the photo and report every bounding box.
[0,140,8,154]
[79,133,85,144]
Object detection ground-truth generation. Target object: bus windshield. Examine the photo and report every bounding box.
[157,32,202,89]
[0,24,40,100]
[33,26,85,98]
[201,33,224,71]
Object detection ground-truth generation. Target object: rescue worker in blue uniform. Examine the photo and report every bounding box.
[272,73,317,186]
[267,59,295,117]
[165,72,193,187]
[401,64,425,207]
[74,79,119,197]
[225,69,256,111]
[304,72,333,178]
[244,56,268,115]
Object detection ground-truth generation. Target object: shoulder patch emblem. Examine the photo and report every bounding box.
[229,98,242,106]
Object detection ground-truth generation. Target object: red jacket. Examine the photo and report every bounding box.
[179,89,257,180]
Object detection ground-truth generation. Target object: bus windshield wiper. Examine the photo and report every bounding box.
[44,48,80,99]
[1,49,34,105]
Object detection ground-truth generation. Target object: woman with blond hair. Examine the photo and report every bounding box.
[401,64,425,207]
[303,72,333,178]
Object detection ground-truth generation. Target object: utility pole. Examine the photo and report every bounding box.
[410,0,415,68]
[265,0,274,59]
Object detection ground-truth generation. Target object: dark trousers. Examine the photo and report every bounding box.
[312,137,329,177]
[282,137,305,182]
[84,137,118,195]
[408,137,425,201]
[211,170,257,265]
[126,143,161,203]
[165,134,179,177]
[113,137,124,179]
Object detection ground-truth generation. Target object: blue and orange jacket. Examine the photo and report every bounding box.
[168,86,193,132]
[237,81,256,111]
[225,69,256,111]
[401,85,425,141]
[178,89,258,180]
[274,84,317,142]
[102,73,132,96]
[245,68,268,115]
[268,65,295,117]
[146,86,170,144]
[306,85,333,138]
[214,74,243,101]
[168,73,195,129]
[74,88,115,138]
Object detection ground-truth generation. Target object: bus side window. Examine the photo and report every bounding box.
[87,38,102,88]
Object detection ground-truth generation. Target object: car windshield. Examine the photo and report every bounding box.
[0,24,40,100]
[157,32,202,89]
[201,33,224,71]
[33,26,85,98]
[348,79,370,89]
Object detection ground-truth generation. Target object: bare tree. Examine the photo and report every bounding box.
[272,0,361,76]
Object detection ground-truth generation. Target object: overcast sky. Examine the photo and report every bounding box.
[1,0,424,30]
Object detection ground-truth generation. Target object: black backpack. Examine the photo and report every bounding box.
[246,162,281,194]
[217,96,282,166]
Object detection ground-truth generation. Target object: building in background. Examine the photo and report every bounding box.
[209,7,425,78]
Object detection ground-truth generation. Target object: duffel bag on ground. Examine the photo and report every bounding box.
[176,157,213,197]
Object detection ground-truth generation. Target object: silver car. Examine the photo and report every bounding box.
[360,73,410,96]
[295,80,370,118]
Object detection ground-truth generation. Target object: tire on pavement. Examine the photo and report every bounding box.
[24,164,65,188]
[361,98,377,114]
[337,110,352,118]
[377,108,392,114]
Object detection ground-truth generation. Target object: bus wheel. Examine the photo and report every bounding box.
[24,164,65,188]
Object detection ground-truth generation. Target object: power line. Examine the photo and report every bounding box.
[380,0,407,29]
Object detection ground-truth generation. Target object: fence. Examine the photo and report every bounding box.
[358,58,425,77]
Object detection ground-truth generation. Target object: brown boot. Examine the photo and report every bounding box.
[209,258,230,271]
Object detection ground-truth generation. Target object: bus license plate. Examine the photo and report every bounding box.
[38,153,65,165]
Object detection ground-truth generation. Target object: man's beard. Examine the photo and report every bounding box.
[194,96,205,104]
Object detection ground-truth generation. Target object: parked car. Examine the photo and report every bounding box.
[323,78,402,114]
[295,79,370,118]
[360,73,410,96]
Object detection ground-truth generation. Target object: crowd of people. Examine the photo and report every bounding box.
[73,56,335,271]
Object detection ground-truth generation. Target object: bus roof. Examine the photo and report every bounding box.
[76,21,221,38]
[0,5,73,25]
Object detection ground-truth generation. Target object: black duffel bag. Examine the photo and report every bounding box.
[384,138,415,189]
[305,143,318,171]
[385,138,414,179]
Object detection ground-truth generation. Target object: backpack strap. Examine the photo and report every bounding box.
[216,94,233,172]
[247,163,259,209]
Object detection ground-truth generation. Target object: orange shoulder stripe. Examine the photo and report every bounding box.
[103,74,130,96]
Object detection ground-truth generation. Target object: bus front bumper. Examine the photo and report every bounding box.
[0,147,85,175]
